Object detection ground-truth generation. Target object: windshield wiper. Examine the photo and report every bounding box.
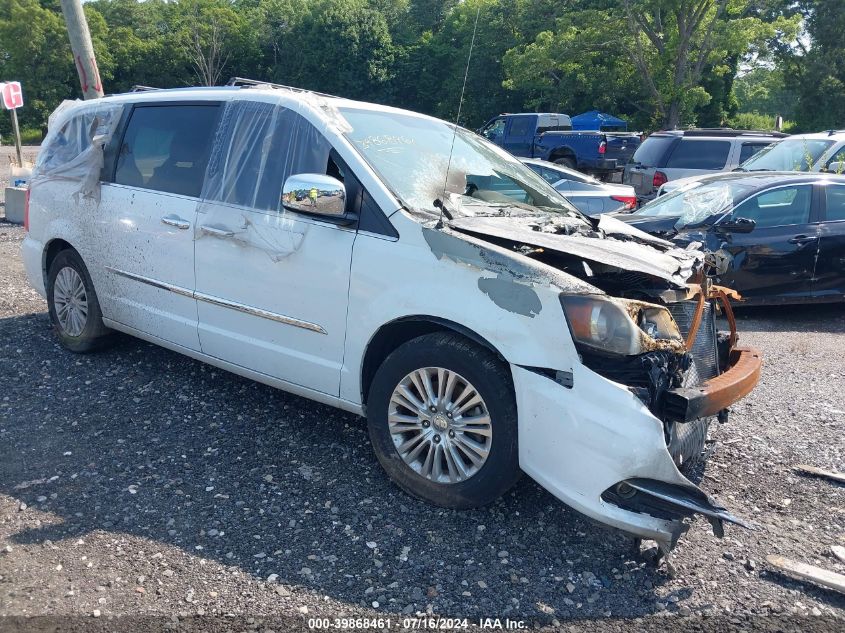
[432,198,454,228]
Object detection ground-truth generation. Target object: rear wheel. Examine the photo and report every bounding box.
[46,249,112,353]
[366,332,520,509]
[554,156,577,170]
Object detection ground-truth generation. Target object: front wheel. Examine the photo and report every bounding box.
[46,249,112,353]
[366,332,520,509]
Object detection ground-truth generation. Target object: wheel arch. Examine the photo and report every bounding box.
[360,316,505,407]
[548,146,577,162]
[43,238,77,285]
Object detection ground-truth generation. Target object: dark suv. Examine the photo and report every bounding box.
[624,129,786,203]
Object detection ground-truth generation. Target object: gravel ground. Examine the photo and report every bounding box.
[0,221,843,631]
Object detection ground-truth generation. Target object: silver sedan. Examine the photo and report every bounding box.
[522,158,637,215]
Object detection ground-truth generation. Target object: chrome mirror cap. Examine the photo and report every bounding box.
[282,173,346,217]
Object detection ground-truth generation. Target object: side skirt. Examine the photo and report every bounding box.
[102,318,365,417]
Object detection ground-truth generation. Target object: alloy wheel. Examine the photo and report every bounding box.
[388,367,493,484]
[53,267,88,337]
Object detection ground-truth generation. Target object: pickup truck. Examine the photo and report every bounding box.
[478,112,641,177]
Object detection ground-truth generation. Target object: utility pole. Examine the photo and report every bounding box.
[60,0,104,100]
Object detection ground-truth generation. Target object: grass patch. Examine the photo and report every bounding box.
[20,128,43,145]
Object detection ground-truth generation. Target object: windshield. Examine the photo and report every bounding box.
[740,138,834,171]
[634,180,756,229]
[339,108,582,219]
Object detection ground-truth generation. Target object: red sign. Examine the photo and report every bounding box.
[1,82,23,110]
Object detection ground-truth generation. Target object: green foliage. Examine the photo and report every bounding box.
[502,9,644,127]
[780,0,845,132]
[726,111,794,132]
[0,0,828,137]
[19,127,44,144]
[293,0,395,100]
[733,67,796,119]
[0,0,76,134]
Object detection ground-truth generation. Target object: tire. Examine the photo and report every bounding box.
[366,332,520,509]
[554,156,577,170]
[46,249,112,353]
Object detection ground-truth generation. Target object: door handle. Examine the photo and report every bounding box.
[161,215,191,230]
[788,234,816,245]
[200,225,235,238]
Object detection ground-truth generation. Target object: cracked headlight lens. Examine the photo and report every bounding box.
[560,295,683,356]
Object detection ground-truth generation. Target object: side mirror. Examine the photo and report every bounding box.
[825,160,845,174]
[717,217,756,234]
[282,173,352,224]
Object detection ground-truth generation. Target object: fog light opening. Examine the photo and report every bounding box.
[615,482,637,499]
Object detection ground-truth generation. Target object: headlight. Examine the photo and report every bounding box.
[560,295,684,356]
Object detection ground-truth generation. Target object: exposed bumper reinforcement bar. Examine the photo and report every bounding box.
[603,478,753,546]
[663,346,762,422]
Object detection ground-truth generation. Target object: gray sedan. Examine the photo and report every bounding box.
[522,158,636,214]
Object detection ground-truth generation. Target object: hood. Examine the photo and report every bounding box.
[445,209,704,290]
[614,212,682,238]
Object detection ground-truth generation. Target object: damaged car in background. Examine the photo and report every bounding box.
[22,80,761,555]
[617,172,845,305]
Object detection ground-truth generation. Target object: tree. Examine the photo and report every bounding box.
[622,0,799,128]
[0,0,808,136]
[420,0,532,127]
[291,0,395,100]
[0,0,77,134]
[733,65,796,119]
[502,9,644,126]
[782,0,845,131]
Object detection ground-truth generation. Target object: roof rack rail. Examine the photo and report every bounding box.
[677,128,787,138]
[131,85,162,92]
[226,77,339,100]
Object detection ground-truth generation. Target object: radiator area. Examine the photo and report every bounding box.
[668,300,720,386]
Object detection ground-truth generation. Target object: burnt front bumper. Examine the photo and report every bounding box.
[663,346,762,422]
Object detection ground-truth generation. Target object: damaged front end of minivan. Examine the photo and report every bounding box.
[442,210,762,552]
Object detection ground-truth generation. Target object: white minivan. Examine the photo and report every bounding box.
[22,81,762,553]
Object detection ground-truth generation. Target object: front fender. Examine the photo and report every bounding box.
[340,213,599,405]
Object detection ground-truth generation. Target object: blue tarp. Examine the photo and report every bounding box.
[571,110,628,131]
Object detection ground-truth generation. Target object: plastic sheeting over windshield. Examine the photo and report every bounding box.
[31,100,124,203]
[198,100,333,260]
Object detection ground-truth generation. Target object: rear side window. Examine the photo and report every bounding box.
[567,180,598,192]
[825,185,845,221]
[538,166,563,185]
[35,103,123,177]
[508,117,534,137]
[631,136,676,167]
[525,163,552,183]
[739,142,772,164]
[115,104,219,197]
[665,140,731,169]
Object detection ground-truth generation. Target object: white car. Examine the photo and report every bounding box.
[657,131,845,197]
[521,158,637,214]
[21,81,761,553]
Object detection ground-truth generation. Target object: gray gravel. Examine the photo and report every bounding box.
[1,221,843,629]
